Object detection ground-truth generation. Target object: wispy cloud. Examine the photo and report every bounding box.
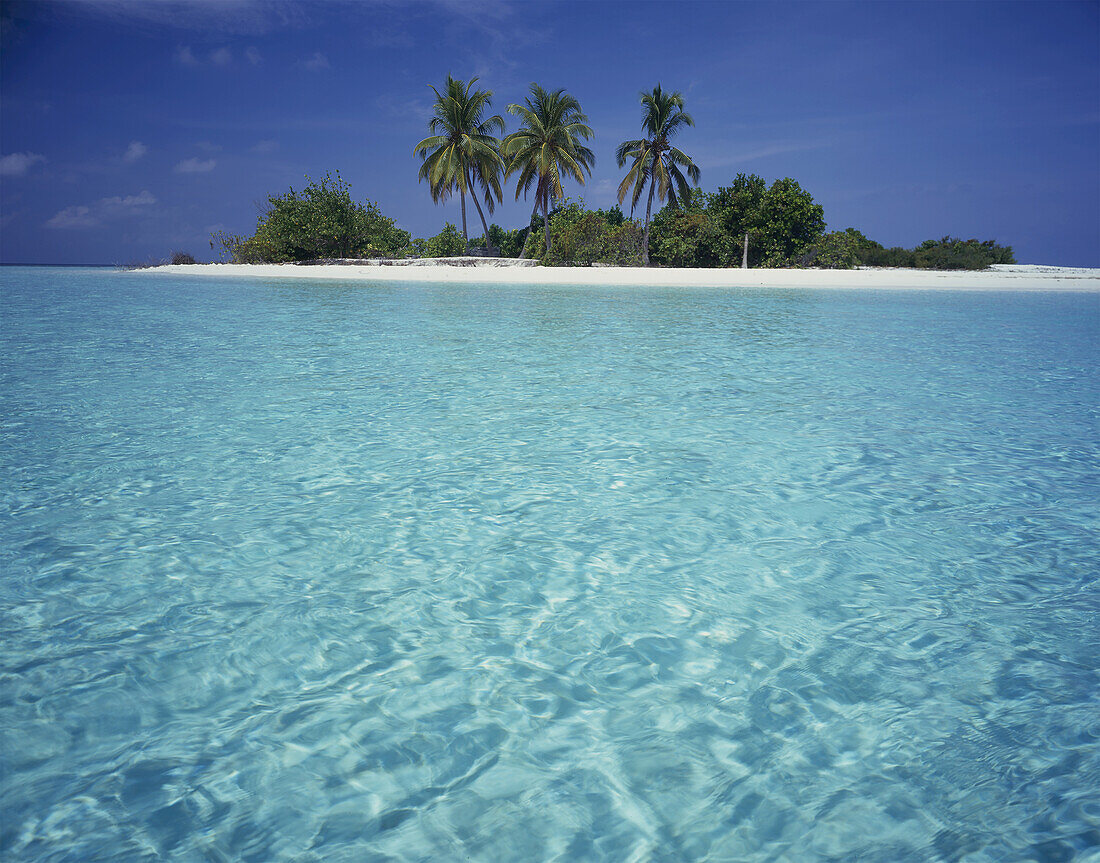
[45,189,156,229]
[101,190,157,209]
[376,95,434,124]
[250,139,278,154]
[174,45,199,66]
[46,205,97,229]
[123,141,147,163]
[53,1,310,36]
[692,140,833,170]
[174,157,217,173]
[0,151,46,177]
[297,51,330,72]
[245,45,262,65]
[174,44,242,67]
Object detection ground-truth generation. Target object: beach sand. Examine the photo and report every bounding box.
[144,262,1100,292]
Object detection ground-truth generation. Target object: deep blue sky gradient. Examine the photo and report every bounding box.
[2,0,1098,265]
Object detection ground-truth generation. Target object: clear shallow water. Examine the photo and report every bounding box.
[2,266,1098,862]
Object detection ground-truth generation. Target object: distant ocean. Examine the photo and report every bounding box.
[3,266,1098,861]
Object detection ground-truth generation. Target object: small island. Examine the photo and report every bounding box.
[141,78,1097,291]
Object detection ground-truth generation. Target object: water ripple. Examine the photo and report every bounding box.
[2,269,1098,861]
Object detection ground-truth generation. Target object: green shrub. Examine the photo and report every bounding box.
[791,230,863,269]
[707,174,825,268]
[412,222,466,257]
[858,244,916,267]
[536,201,644,266]
[170,251,197,265]
[649,191,734,267]
[847,235,1014,269]
[210,230,271,263]
[912,237,1015,270]
[212,172,410,263]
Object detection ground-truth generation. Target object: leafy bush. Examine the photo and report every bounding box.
[536,201,644,266]
[848,235,1014,270]
[793,228,886,269]
[170,251,197,265]
[488,224,528,258]
[467,224,529,258]
[210,230,271,264]
[912,237,1015,270]
[412,222,467,257]
[660,174,825,267]
[857,243,916,268]
[649,190,734,267]
[212,172,410,263]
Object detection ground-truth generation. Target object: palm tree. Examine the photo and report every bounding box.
[616,84,700,266]
[414,75,505,249]
[503,84,595,257]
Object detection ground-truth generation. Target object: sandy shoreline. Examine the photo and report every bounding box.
[143,262,1100,292]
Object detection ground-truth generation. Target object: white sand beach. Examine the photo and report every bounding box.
[146,261,1100,292]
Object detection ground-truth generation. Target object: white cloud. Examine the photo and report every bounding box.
[297,52,330,71]
[46,205,97,229]
[174,157,216,173]
[245,46,262,65]
[56,1,311,36]
[250,139,278,154]
[376,95,434,123]
[692,140,832,171]
[174,45,199,66]
[210,47,232,66]
[101,190,157,208]
[0,152,46,176]
[45,189,155,229]
[123,141,147,163]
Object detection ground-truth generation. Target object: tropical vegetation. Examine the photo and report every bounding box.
[211,172,409,263]
[502,84,595,257]
[413,75,505,249]
[204,77,1014,271]
[616,85,700,266]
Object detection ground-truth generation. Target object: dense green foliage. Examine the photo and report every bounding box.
[648,189,732,267]
[411,223,467,258]
[791,228,871,269]
[806,233,1017,270]
[534,201,644,265]
[468,224,529,258]
[646,176,826,267]
[503,85,595,256]
[211,173,409,263]
[911,237,1015,269]
[707,174,825,266]
[617,85,700,265]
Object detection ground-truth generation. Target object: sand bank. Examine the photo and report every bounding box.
[145,261,1100,292]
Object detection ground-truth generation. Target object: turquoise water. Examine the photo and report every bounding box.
[2,266,1098,862]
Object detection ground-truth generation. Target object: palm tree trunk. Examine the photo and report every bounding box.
[542,189,551,254]
[466,169,491,245]
[742,232,749,269]
[460,188,468,250]
[518,198,540,260]
[641,180,656,266]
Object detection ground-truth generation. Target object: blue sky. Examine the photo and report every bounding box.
[1,0,1097,265]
